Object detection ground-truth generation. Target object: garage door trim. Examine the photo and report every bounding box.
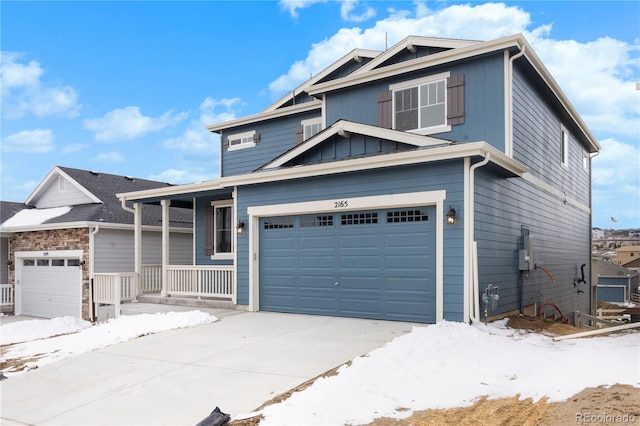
[247,190,445,322]
[15,250,83,317]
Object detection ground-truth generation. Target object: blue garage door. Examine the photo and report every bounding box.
[259,206,436,323]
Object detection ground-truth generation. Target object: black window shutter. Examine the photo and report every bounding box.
[253,132,260,143]
[222,136,229,149]
[447,74,465,126]
[204,206,214,256]
[296,125,304,144]
[377,90,393,129]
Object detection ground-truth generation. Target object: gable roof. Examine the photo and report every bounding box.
[2,166,193,231]
[260,120,453,170]
[596,258,639,278]
[263,48,381,112]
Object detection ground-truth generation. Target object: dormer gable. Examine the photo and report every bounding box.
[25,166,102,208]
[263,48,381,112]
[260,120,451,170]
[353,35,479,74]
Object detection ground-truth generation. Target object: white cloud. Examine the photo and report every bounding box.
[83,106,187,142]
[2,129,54,153]
[94,151,124,163]
[62,143,89,154]
[341,0,376,22]
[146,168,212,185]
[279,0,325,18]
[1,52,81,119]
[162,97,240,152]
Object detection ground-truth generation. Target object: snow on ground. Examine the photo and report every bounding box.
[254,320,640,426]
[0,311,217,376]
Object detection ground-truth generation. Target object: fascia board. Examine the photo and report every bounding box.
[519,39,601,153]
[262,120,452,170]
[218,141,527,188]
[25,166,102,206]
[117,179,224,202]
[0,221,191,233]
[354,35,479,76]
[263,48,381,112]
[206,100,322,133]
[307,34,523,96]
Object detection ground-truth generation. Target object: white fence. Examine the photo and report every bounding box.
[1,284,13,307]
[93,272,136,318]
[166,265,234,298]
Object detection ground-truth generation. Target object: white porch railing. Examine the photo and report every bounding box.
[166,265,234,299]
[93,272,136,318]
[1,284,13,307]
[141,264,162,294]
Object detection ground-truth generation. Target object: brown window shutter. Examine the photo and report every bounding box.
[447,74,465,125]
[204,206,214,256]
[377,90,393,129]
[296,125,304,144]
[253,132,260,143]
[222,136,229,149]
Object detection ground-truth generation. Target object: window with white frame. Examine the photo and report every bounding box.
[302,118,322,141]
[204,201,234,257]
[561,126,569,168]
[391,74,448,133]
[227,130,256,151]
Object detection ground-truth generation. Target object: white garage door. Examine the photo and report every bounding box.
[20,257,82,318]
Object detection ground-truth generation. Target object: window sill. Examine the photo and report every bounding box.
[210,253,234,260]
[228,142,256,152]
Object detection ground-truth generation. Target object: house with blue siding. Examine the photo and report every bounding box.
[118,34,600,324]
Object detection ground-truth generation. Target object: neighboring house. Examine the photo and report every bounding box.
[613,245,640,266]
[595,258,639,304]
[0,166,193,320]
[118,34,599,324]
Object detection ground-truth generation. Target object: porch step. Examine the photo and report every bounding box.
[136,294,235,310]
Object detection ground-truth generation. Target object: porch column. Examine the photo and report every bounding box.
[161,199,170,297]
[134,203,142,297]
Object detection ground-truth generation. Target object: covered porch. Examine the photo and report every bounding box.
[97,184,238,318]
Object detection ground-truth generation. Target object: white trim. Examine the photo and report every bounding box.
[389,71,450,91]
[227,130,256,151]
[232,188,238,304]
[207,101,322,133]
[504,50,512,157]
[521,172,591,214]
[463,157,471,323]
[25,166,102,206]
[209,199,234,260]
[247,190,446,322]
[561,125,569,169]
[0,221,192,234]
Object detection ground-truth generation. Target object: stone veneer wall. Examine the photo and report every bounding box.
[9,228,91,320]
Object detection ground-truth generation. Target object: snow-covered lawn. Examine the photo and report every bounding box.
[252,319,640,426]
[0,311,217,376]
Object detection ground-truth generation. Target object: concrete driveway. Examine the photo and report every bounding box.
[0,308,422,425]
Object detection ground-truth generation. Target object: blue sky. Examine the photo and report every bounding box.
[1,1,639,229]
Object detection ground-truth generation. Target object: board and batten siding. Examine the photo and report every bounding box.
[236,160,466,321]
[474,168,591,318]
[512,66,591,206]
[93,229,192,273]
[324,52,506,150]
[221,110,322,177]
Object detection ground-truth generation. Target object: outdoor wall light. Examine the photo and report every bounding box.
[446,206,457,225]
[236,221,245,234]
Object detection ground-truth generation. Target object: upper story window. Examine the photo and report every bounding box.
[226,130,258,151]
[204,200,234,258]
[297,118,323,144]
[561,126,569,168]
[384,72,460,135]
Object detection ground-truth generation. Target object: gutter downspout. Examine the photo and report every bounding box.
[89,225,100,321]
[468,152,491,323]
[506,43,525,157]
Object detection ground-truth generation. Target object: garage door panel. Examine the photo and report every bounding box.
[21,259,81,318]
[259,206,436,322]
